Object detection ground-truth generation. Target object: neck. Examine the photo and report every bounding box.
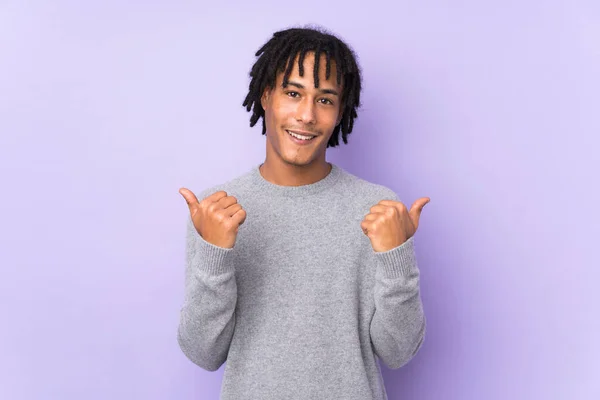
[259,158,332,187]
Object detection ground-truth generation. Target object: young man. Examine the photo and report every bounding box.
[178,26,430,400]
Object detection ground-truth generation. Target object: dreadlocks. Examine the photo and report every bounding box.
[242,26,362,148]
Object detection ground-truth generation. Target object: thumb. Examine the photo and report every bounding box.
[409,197,430,227]
[179,188,199,207]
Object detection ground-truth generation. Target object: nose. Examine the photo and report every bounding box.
[295,97,317,125]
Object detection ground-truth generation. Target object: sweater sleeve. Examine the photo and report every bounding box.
[369,231,426,370]
[177,213,238,371]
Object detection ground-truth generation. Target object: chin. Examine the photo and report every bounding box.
[282,156,314,167]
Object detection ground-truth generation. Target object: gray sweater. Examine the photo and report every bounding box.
[177,162,426,400]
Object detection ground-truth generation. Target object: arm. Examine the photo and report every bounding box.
[177,214,238,371]
[369,235,426,369]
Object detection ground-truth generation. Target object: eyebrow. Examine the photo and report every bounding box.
[284,80,340,96]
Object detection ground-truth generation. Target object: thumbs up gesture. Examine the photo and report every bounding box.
[361,197,430,252]
[179,188,247,249]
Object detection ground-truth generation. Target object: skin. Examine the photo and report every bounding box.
[361,198,430,252]
[179,49,430,251]
[259,51,343,186]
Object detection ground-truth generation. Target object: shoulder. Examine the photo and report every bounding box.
[191,167,255,203]
[337,167,401,204]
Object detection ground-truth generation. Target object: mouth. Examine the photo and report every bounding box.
[286,130,317,143]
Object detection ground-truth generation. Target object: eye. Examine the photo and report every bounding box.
[319,98,334,105]
[286,91,299,98]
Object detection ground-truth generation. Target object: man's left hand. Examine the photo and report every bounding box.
[361,197,430,252]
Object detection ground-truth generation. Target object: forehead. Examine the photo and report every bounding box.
[280,51,342,88]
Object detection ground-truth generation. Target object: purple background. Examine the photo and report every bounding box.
[1,1,599,399]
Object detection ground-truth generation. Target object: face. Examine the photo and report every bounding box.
[261,51,343,168]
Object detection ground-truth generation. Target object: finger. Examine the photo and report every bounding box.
[203,190,228,204]
[216,195,239,210]
[379,200,406,213]
[409,197,430,215]
[369,204,392,214]
[361,220,373,235]
[409,197,430,226]
[363,213,379,221]
[179,188,200,206]
[224,203,243,217]
[231,208,247,226]
[201,191,230,210]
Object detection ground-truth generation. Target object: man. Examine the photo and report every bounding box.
[177,26,430,400]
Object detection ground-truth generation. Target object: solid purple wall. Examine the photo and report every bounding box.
[1,1,598,399]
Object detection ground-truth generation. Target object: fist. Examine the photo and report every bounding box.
[179,188,247,249]
[361,197,429,252]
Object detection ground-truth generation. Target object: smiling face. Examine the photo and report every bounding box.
[260,51,344,168]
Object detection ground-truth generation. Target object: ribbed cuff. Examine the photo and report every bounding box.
[373,236,418,279]
[189,215,235,275]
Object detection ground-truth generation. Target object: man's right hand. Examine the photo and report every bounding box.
[179,188,247,249]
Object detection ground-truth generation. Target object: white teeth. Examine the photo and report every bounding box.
[288,130,314,140]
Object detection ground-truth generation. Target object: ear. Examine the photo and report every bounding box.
[261,87,271,110]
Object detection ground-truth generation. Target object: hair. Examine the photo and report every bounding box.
[242,26,362,148]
